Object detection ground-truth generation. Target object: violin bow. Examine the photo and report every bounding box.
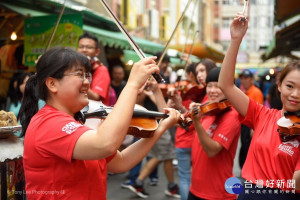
[239,0,248,21]
[182,30,199,72]
[99,0,165,83]
[45,0,67,52]
[181,0,199,56]
[157,0,193,67]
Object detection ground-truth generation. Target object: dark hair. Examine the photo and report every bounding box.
[199,58,217,74]
[206,67,221,84]
[278,60,300,84]
[154,51,170,62]
[78,32,99,49]
[186,62,198,79]
[19,47,91,137]
[7,72,30,107]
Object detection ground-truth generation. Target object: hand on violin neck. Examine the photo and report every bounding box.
[127,57,159,90]
[189,102,202,121]
[159,108,182,130]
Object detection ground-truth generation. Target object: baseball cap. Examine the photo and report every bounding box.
[239,69,253,78]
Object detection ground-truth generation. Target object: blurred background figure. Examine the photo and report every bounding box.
[6,72,30,118]
[77,32,111,105]
[155,52,171,84]
[110,64,127,99]
[266,69,283,110]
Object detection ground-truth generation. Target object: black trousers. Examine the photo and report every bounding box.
[187,191,206,200]
[239,124,252,169]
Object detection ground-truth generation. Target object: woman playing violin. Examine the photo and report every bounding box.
[188,67,241,200]
[18,47,181,200]
[168,61,216,200]
[219,13,300,199]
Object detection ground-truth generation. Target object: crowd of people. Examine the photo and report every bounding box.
[1,11,300,200]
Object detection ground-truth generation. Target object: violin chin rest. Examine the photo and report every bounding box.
[277,117,293,128]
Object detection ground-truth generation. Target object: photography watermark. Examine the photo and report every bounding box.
[14,190,65,195]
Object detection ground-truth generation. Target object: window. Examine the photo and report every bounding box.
[222,18,230,28]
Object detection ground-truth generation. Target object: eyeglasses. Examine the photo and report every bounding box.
[78,45,97,50]
[64,71,92,83]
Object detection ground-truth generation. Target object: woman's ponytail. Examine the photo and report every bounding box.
[19,74,39,137]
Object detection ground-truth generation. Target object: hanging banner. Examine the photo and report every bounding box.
[24,14,83,66]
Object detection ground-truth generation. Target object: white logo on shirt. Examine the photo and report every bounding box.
[278,140,299,156]
[283,140,299,148]
[207,123,217,137]
[62,122,82,134]
[218,133,228,142]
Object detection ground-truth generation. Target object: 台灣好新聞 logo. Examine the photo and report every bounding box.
[225,177,243,194]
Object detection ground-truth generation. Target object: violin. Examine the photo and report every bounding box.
[184,99,232,118]
[174,80,205,102]
[158,81,205,103]
[277,111,300,141]
[75,100,191,138]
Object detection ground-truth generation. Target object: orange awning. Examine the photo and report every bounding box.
[171,42,224,63]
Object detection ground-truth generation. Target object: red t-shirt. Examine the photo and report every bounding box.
[23,105,115,200]
[190,108,241,199]
[240,99,300,192]
[91,63,111,106]
[175,99,195,148]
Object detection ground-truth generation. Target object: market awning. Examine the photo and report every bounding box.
[122,49,200,67]
[83,25,164,55]
[261,0,300,61]
[262,19,300,61]
[171,42,224,63]
[0,0,119,32]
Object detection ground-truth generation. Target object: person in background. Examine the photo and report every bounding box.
[77,32,111,105]
[110,64,127,99]
[195,59,216,88]
[239,69,264,104]
[125,77,180,199]
[18,47,181,200]
[6,72,30,118]
[238,68,264,169]
[155,52,171,84]
[219,13,300,199]
[266,70,283,110]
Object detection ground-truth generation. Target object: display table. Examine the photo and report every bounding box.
[0,135,24,200]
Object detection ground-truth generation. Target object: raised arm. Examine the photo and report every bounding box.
[218,14,249,117]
